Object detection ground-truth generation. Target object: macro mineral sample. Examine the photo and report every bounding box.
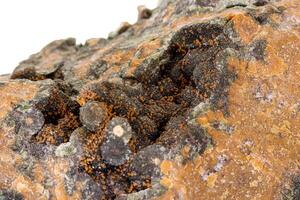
[0,0,300,199]
[80,101,110,132]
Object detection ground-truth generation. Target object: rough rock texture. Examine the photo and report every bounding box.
[1,0,300,199]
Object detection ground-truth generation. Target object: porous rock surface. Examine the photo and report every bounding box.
[1,0,300,199]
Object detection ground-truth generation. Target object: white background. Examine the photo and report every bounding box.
[0,0,157,75]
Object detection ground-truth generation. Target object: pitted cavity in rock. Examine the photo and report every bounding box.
[30,86,81,145]
[8,21,239,200]
[76,22,236,199]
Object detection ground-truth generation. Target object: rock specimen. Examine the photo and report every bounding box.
[0,0,300,199]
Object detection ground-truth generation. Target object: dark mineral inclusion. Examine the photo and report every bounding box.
[1,0,299,199]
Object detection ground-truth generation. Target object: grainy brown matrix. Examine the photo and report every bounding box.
[0,0,300,199]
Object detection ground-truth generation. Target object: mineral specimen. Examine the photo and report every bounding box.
[0,0,300,199]
[80,101,109,132]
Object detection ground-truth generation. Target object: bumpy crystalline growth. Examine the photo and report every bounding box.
[0,0,300,199]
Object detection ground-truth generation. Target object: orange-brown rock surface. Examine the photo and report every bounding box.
[1,0,300,199]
